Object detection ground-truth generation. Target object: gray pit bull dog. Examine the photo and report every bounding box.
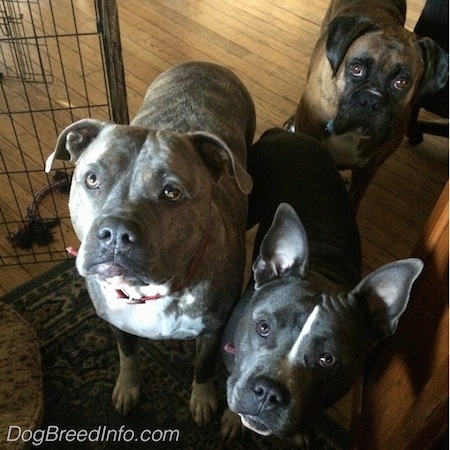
[221,128,423,442]
[45,61,255,426]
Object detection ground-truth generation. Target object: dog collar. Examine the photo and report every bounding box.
[66,230,210,304]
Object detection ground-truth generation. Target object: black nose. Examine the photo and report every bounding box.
[97,217,140,250]
[251,377,289,412]
[355,90,383,113]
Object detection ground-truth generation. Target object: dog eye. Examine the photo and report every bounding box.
[394,77,408,90]
[256,320,271,337]
[318,353,338,369]
[162,184,182,201]
[350,63,364,77]
[85,172,100,189]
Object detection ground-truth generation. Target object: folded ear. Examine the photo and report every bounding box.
[252,203,309,289]
[352,258,424,341]
[189,131,253,194]
[45,119,107,173]
[416,37,449,100]
[326,16,380,77]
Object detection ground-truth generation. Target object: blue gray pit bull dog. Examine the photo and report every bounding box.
[45,61,255,426]
[221,128,423,440]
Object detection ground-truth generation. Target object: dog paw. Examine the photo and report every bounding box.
[112,375,141,415]
[221,408,245,440]
[189,378,218,427]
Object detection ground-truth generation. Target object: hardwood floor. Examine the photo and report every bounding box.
[0,0,447,302]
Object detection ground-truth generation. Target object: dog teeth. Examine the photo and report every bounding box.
[126,298,145,304]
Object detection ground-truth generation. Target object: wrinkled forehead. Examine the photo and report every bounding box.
[77,126,204,175]
[248,279,320,323]
[349,29,423,70]
[287,292,366,363]
[76,124,150,167]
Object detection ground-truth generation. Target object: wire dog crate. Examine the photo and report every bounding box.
[0,0,128,266]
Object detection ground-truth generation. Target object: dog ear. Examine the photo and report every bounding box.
[415,37,449,100]
[352,258,423,341]
[326,16,380,77]
[45,119,106,173]
[189,131,253,194]
[252,203,309,289]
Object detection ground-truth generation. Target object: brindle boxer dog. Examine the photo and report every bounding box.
[290,0,448,208]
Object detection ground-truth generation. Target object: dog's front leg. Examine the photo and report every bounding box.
[190,331,221,427]
[349,164,378,210]
[110,325,141,415]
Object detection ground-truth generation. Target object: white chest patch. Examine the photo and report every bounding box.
[93,283,205,340]
[288,305,320,364]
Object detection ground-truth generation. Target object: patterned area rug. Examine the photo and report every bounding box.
[1,260,350,449]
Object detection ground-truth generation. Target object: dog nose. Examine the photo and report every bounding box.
[97,218,140,250]
[356,89,383,113]
[252,377,289,411]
